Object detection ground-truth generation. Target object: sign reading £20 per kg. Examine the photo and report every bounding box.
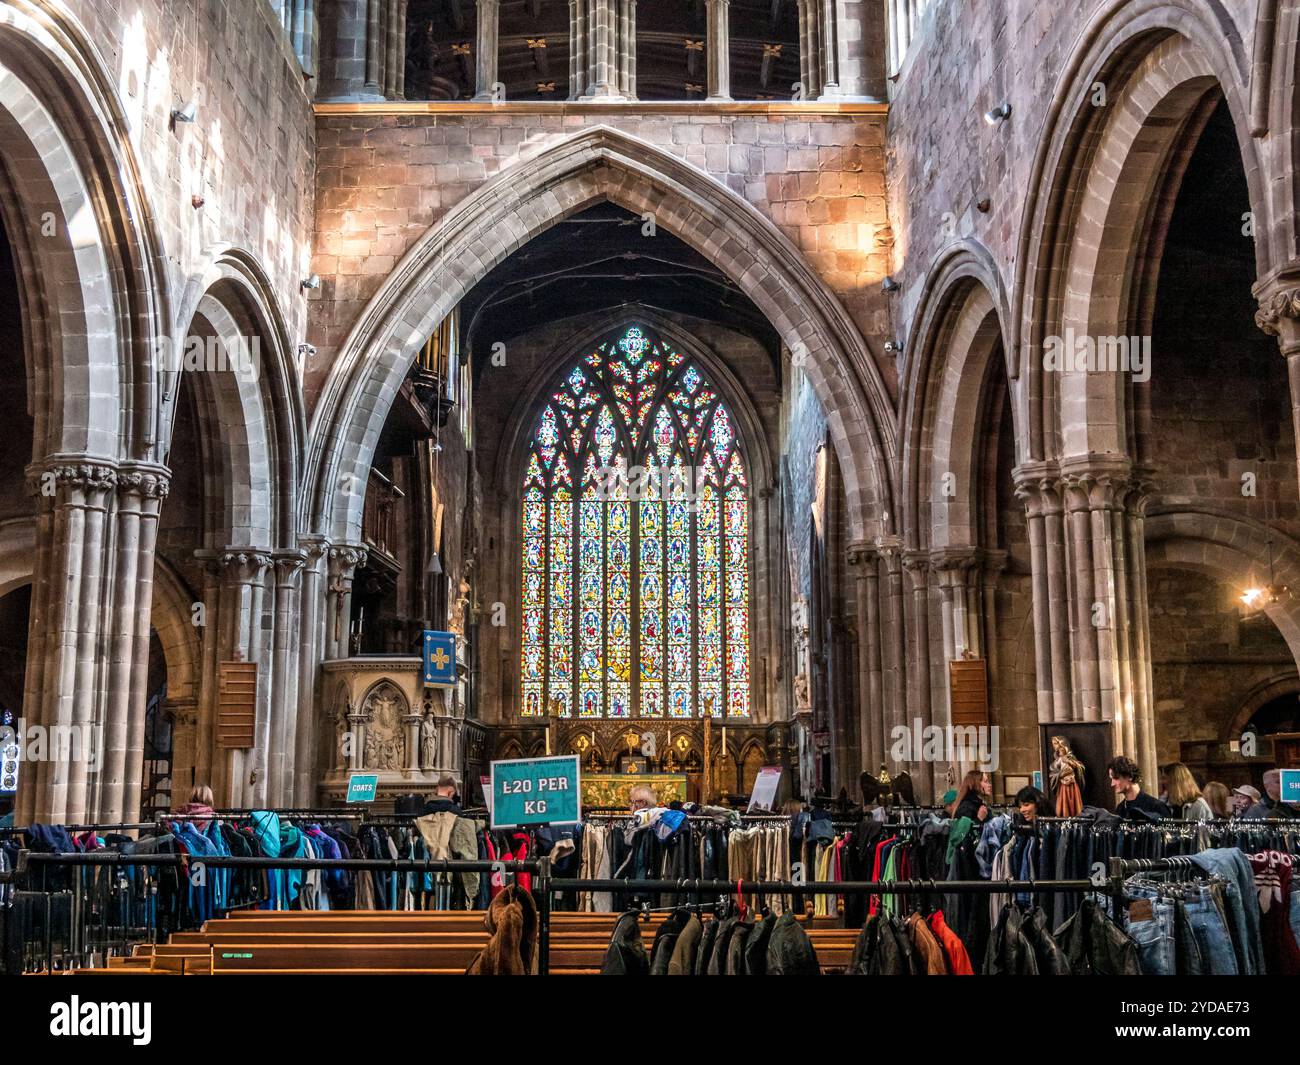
[489,756,582,829]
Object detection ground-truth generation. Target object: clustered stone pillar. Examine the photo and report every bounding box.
[704,0,731,102]
[318,0,406,101]
[16,461,169,826]
[568,0,636,100]
[793,0,850,100]
[848,544,884,775]
[1014,459,1156,784]
[294,538,330,804]
[326,546,367,660]
[268,551,306,805]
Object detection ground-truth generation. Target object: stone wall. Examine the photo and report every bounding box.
[308,107,891,408]
[59,0,316,346]
[1149,567,1294,766]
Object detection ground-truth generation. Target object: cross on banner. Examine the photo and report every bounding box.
[423,630,457,686]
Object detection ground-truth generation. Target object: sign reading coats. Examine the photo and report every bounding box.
[422,630,457,686]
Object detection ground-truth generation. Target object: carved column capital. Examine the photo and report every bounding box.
[116,463,172,502]
[1255,285,1300,354]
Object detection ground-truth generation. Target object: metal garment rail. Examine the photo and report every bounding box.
[1,852,551,975]
[551,877,1096,895]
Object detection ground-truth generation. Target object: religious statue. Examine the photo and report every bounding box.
[1049,735,1086,817]
[420,716,438,770]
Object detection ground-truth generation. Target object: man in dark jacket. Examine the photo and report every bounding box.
[423,775,463,815]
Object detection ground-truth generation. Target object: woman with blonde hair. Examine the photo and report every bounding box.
[1166,762,1212,821]
[1202,781,1232,819]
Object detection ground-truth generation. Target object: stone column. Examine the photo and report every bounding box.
[202,550,273,807]
[1015,463,1073,724]
[817,0,839,97]
[101,465,169,824]
[572,0,635,99]
[1256,284,1300,494]
[902,549,930,796]
[383,0,401,99]
[568,0,587,98]
[877,538,907,767]
[268,551,306,806]
[705,0,732,102]
[326,546,367,659]
[396,0,409,97]
[26,462,117,825]
[294,538,329,805]
[795,0,822,98]
[473,0,501,100]
[365,0,384,95]
[848,543,882,775]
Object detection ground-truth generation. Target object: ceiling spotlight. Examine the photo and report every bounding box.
[881,277,900,293]
[301,275,321,291]
[984,102,1012,126]
[171,100,198,125]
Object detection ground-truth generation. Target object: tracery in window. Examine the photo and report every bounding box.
[520,325,751,719]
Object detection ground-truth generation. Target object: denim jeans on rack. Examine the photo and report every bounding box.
[1190,848,1263,975]
[1174,898,1203,976]
[1123,880,1178,976]
[1182,882,1239,975]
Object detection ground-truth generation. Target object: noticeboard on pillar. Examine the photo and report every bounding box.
[948,659,989,728]
[217,662,257,749]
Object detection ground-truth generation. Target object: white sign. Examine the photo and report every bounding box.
[747,766,783,813]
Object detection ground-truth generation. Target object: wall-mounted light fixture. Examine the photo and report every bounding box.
[983,102,1012,126]
[301,275,321,292]
[171,100,198,127]
[881,277,900,293]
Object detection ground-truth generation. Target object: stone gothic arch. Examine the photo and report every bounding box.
[0,2,175,826]
[303,124,897,550]
[1013,1,1266,462]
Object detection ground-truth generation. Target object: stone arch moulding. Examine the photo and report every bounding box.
[898,240,1016,552]
[0,1,170,465]
[1225,671,1300,745]
[0,517,34,600]
[150,557,202,706]
[171,247,307,550]
[1144,507,1300,666]
[1011,0,1266,462]
[304,124,897,548]
[493,308,777,496]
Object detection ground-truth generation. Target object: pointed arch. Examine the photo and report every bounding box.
[899,240,1016,551]
[170,247,305,549]
[0,1,169,464]
[303,124,895,546]
[1011,1,1266,462]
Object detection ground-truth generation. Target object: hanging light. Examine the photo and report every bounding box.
[426,551,443,576]
[1240,539,1288,611]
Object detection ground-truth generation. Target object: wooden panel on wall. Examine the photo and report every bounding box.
[217,662,257,749]
[949,659,989,729]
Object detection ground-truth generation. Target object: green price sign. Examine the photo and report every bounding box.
[489,755,581,829]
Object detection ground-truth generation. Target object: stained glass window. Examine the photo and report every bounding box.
[519,324,751,719]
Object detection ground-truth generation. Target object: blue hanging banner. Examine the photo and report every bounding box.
[423,630,457,686]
